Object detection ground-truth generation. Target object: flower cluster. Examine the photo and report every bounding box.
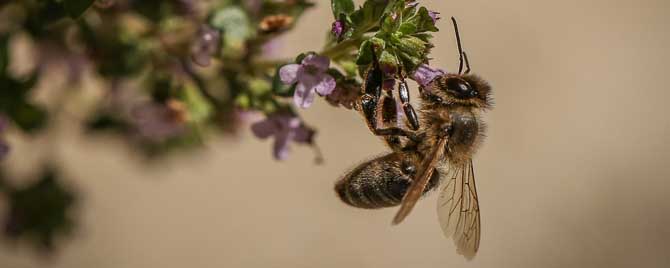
[0,0,448,252]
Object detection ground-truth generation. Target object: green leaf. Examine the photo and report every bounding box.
[413,7,439,32]
[62,0,95,18]
[178,85,213,124]
[349,0,389,36]
[10,102,48,133]
[355,40,373,65]
[331,0,355,18]
[210,7,253,57]
[378,50,398,73]
[356,37,385,66]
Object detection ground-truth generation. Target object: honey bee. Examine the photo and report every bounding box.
[335,18,492,259]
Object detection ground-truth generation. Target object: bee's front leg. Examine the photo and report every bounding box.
[361,52,416,142]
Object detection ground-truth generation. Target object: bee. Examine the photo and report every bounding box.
[335,18,492,259]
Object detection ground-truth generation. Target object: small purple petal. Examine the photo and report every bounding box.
[0,115,8,132]
[285,116,302,129]
[429,11,441,24]
[294,81,317,108]
[261,39,282,59]
[251,118,279,139]
[301,54,330,72]
[412,64,445,86]
[0,140,9,160]
[272,129,292,160]
[331,20,345,38]
[313,74,336,96]
[279,64,300,85]
[293,125,314,144]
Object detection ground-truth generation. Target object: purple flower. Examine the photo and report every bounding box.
[0,115,9,160]
[331,20,345,39]
[261,38,282,59]
[190,25,220,67]
[251,114,315,160]
[279,54,336,108]
[130,102,186,143]
[412,64,445,86]
[429,11,441,23]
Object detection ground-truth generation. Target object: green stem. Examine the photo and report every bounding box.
[321,38,360,59]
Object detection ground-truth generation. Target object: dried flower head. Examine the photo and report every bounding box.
[259,15,295,33]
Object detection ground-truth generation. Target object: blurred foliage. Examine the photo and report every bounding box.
[0,0,442,253]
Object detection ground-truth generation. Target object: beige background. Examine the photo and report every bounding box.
[2,0,670,267]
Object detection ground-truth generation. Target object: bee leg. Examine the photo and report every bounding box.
[398,77,420,131]
[361,52,412,136]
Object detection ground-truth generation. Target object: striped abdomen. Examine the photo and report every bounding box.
[335,152,439,209]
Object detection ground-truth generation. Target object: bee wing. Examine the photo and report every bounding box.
[437,159,481,259]
[392,136,449,225]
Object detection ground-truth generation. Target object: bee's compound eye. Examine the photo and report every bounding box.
[446,78,475,98]
[401,162,416,175]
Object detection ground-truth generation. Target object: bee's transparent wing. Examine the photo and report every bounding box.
[392,137,448,224]
[437,159,481,259]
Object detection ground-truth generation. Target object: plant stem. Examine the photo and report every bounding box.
[320,38,363,61]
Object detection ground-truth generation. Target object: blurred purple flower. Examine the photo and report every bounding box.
[131,102,186,143]
[0,115,9,160]
[261,38,282,59]
[331,20,345,39]
[279,54,336,108]
[190,25,220,67]
[251,114,314,160]
[412,64,445,86]
[244,0,263,15]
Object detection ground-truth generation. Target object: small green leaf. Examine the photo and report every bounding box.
[210,7,253,57]
[178,85,213,124]
[10,102,48,133]
[356,40,373,65]
[349,0,388,36]
[378,50,398,73]
[63,0,95,18]
[413,7,439,32]
[331,0,355,18]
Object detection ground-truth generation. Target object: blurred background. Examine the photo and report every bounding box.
[2,0,670,267]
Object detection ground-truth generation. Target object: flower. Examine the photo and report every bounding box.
[412,64,445,86]
[279,54,336,108]
[0,115,9,160]
[331,20,345,39]
[259,14,294,33]
[325,81,362,110]
[130,101,188,143]
[251,114,315,160]
[190,25,220,67]
[428,11,441,23]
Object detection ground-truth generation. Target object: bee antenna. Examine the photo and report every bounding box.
[451,17,465,74]
[463,51,471,74]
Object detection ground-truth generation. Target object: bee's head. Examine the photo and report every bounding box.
[419,17,493,110]
[421,74,492,109]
